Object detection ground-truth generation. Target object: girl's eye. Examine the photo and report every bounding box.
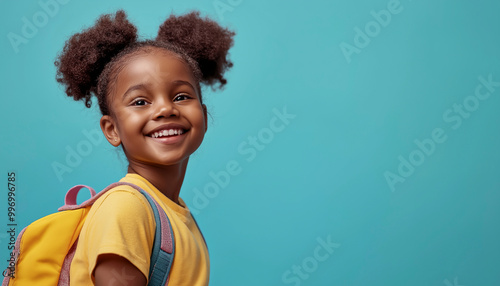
[132,99,148,106]
[174,94,190,102]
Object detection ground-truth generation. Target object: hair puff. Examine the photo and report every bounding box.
[156,11,235,89]
[55,10,137,108]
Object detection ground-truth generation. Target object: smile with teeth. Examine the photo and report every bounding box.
[150,129,185,138]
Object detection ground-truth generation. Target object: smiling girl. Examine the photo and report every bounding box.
[54,10,234,285]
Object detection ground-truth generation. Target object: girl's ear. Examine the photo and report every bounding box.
[202,104,208,133]
[100,115,121,147]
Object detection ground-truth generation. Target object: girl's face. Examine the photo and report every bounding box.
[100,48,207,168]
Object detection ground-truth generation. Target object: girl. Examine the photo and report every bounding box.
[55,10,235,285]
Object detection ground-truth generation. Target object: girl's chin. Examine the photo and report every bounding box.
[124,143,202,168]
[126,155,190,169]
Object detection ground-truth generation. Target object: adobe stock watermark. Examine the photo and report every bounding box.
[339,0,404,63]
[282,235,340,285]
[385,74,500,192]
[443,277,464,286]
[52,128,104,182]
[7,0,70,54]
[213,0,243,21]
[190,106,296,214]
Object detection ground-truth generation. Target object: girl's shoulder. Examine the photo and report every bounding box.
[72,185,157,283]
[89,185,156,222]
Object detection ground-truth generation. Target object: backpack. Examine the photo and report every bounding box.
[2,182,175,286]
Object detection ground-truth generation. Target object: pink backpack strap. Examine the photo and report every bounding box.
[58,183,129,211]
[62,185,96,208]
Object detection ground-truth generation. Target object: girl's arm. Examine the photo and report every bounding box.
[94,254,147,286]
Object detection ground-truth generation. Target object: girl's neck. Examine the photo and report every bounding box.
[126,160,188,205]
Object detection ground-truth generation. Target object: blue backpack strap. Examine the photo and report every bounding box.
[111,182,175,286]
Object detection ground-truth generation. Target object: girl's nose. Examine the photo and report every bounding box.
[152,99,179,119]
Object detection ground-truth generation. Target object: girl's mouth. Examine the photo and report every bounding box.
[146,128,189,144]
[146,123,190,144]
[149,128,187,138]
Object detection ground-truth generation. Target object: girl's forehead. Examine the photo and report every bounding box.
[116,50,195,84]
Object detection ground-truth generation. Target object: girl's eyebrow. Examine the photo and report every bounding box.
[122,80,196,99]
[172,80,196,91]
[122,83,150,99]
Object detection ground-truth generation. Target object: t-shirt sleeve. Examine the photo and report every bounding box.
[82,189,156,281]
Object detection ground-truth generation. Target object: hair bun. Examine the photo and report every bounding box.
[55,10,137,107]
[156,11,235,89]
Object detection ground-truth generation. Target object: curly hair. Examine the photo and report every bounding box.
[55,10,235,115]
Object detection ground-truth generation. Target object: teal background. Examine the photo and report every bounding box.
[1,0,500,285]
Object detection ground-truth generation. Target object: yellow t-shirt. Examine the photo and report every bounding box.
[69,173,210,285]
